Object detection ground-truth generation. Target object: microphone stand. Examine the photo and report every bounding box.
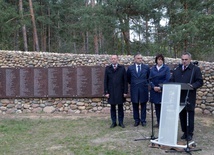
[134,77,157,142]
[134,101,157,141]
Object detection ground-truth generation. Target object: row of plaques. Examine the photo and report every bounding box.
[0,66,105,98]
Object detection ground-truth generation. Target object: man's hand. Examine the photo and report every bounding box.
[105,94,109,98]
[154,87,161,92]
[123,94,127,97]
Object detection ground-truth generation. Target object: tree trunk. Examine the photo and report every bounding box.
[19,0,28,51]
[85,32,89,53]
[41,24,47,52]
[145,16,149,55]
[119,16,130,55]
[40,0,47,52]
[81,32,88,53]
[48,7,51,52]
[94,32,99,54]
[91,0,99,54]
[183,2,188,52]
[99,30,103,54]
[29,0,40,51]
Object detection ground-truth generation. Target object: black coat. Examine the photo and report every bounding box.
[104,64,128,105]
[170,63,203,110]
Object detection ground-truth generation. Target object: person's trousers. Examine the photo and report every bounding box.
[154,103,161,125]
[110,104,124,124]
[132,102,147,123]
[179,108,195,136]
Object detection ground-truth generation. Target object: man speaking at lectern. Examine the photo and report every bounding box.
[170,52,203,141]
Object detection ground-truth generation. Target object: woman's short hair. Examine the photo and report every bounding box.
[155,54,165,64]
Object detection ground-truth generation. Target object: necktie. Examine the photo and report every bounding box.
[183,66,186,71]
[113,65,116,70]
[137,65,141,76]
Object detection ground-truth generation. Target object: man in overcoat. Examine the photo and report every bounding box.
[127,54,150,127]
[171,52,203,141]
[104,55,128,128]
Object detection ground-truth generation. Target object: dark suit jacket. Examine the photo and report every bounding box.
[127,63,150,103]
[170,63,203,110]
[104,64,128,105]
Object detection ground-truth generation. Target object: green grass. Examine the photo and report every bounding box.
[0,117,127,155]
[0,114,213,155]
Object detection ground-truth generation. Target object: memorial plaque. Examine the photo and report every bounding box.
[91,66,105,97]
[0,68,6,97]
[76,66,91,97]
[19,68,34,97]
[62,67,77,97]
[34,68,48,97]
[0,66,108,98]
[6,68,19,97]
[48,67,62,97]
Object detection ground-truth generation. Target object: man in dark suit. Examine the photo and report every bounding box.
[171,52,203,141]
[104,55,128,128]
[127,54,150,127]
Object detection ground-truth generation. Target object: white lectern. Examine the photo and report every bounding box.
[150,83,194,148]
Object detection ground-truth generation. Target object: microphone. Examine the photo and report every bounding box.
[193,61,198,66]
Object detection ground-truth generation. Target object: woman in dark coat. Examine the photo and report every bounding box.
[104,55,128,128]
[149,54,170,127]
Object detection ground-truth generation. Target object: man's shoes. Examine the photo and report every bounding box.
[181,133,193,141]
[141,122,147,126]
[186,135,192,141]
[134,122,140,127]
[110,123,117,128]
[119,123,125,128]
[181,133,187,139]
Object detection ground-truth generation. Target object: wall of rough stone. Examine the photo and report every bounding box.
[0,50,213,115]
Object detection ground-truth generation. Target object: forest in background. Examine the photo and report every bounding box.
[0,0,213,61]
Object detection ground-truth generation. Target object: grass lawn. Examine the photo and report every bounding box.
[0,113,213,155]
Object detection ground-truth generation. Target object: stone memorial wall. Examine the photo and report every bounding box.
[0,50,213,115]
